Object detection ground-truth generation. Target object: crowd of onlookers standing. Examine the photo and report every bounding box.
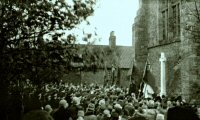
[7,80,200,120]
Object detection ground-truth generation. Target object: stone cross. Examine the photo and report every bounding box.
[159,52,166,97]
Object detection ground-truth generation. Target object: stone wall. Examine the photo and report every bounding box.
[133,0,149,86]
[133,0,162,91]
[146,0,160,47]
[148,42,181,96]
[133,0,200,100]
[180,1,200,100]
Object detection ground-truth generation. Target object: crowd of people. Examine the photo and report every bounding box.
[8,80,200,120]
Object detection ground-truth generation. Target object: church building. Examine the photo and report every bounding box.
[133,0,200,101]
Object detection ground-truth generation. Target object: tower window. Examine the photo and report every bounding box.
[172,3,180,38]
[162,9,168,40]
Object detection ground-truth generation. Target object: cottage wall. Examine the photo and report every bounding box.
[81,70,105,85]
[119,69,131,87]
[63,69,131,87]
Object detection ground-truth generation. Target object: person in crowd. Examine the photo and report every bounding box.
[84,102,97,120]
[101,109,111,120]
[50,93,59,109]
[111,112,119,120]
[68,97,80,120]
[44,104,53,114]
[53,99,69,120]
[8,81,200,120]
[197,107,200,119]
[129,80,137,96]
[23,110,53,120]
[167,106,200,120]
[77,110,85,120]
[124,103,135,119]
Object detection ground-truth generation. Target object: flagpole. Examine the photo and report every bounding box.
[137,60,148,99]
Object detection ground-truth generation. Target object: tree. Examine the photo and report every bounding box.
[184,0,200,42]
[0,0,96,83]
[0,0,96,118]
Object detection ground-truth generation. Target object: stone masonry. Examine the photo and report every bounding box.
[133,0,200,101]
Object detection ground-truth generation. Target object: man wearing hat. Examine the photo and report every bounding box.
[84,103,97,120]
[53,100,69,120]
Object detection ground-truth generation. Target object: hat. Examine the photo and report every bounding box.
[156,113,164,120]
[99,99,105,106]
[103,109,111,117]
[87,103,95,111]
[114,104,122,110]
[23,110,53,120]
[78,110,84,117]
[148,100,155,108]
[111,112,119,118]
[100,104,106,110]
[59,99,68,109]
[107,105,113,110]
[44,105,52,113]
[72,97,81,105]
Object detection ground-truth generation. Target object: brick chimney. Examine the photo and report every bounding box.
[109,31,116,49]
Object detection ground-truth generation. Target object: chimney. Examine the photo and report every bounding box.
[109,31,116,49]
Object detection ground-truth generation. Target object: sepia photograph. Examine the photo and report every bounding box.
[0,0,200,120]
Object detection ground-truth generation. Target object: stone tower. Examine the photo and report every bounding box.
[133,0,200,101]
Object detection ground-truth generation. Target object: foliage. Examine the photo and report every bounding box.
[184,0,200,42]
[79,45,106,73]
[183,0,200,102]
[0,0,96,86]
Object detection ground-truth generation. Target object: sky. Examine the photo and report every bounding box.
[76,0,139,46]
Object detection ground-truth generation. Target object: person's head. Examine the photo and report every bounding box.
[123,109,130,116]
[86,103,95,114]
[176,100,181,106]
[128,116,147,120]
[72,97,80,105]
[156,114,164,120]
[23,110,53,120]
[103,109,111,118]
[124,105,135,116]
[38,93,42,99]
[44,105,53,113]
[47,95,51,101]
[197,107,200,118]
[59,99,68,109]
[78,110,85,117]
[114,103,122,115]
[111,112,119,120]
[54,93,57,99]
[167,100,172,108]
[167,106,200,120]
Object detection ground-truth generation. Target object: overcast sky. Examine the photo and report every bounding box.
[76,0,139,46]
